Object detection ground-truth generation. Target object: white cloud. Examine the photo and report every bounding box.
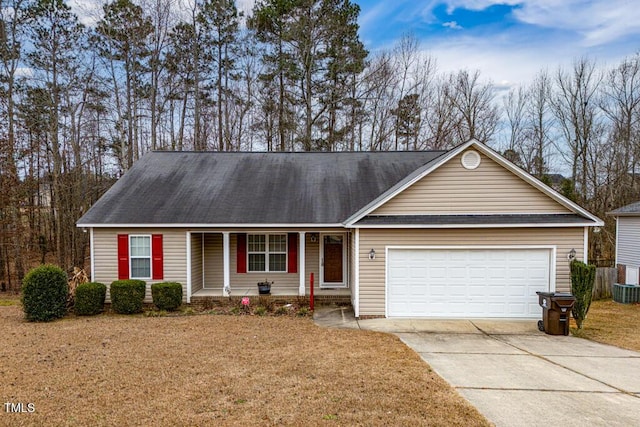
[15,67,33,78]
[68,0,104,27]
[439,0,640,47]
[69,0,257,28]
[423,33,587,90]
[513,0,640,46]
[236,0,256,17]
[441,0,520,14]
[442,21,463,30]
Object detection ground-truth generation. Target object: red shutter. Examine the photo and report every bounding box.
[288,233,298,273]
[117,234,129,280]
[237,233,247,273]
[152,234,163,280]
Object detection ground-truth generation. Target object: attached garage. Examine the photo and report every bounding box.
[386,247,553,318]
[345,141,601,319]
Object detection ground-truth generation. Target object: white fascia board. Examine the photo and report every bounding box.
[344,140,476,226]
[385,244,556,250]
[78,223,345,229]
[607,212,640,217]
[349,222,600,229]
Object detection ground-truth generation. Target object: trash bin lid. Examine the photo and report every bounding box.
[536,291,554,297]
[551,293,575,300]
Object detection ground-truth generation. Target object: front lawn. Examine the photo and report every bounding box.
[571,299,640,352]
[0,303,488,426]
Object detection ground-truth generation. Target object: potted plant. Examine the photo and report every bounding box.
[257,279,273,295]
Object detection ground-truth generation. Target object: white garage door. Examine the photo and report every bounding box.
[387,248,551,318]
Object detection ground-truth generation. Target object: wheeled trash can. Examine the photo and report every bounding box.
[536,292,576,336]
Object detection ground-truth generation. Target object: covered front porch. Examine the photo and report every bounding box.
[186,230,353,302]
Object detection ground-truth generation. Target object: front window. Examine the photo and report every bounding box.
[130,235,151,278]
[248,234,286,272]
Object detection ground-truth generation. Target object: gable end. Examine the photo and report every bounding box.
[372,149,572,216]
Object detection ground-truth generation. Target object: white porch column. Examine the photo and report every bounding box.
[223,232,230,297]
[299,232,306,296]
[89,228,95,282]
[186,232,192,304]
[354,228,360,318]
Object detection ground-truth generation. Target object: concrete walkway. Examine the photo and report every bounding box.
[314,306,640,427]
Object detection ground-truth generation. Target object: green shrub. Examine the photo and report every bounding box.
[144,309,168,317]
[110,280,146,314]
[570,260,596,329]
[257,296,274,311]
[274,305,290,316]
[254,306,267,316]
[22,265,68,322]
[151,282,183,311]
[74,282,106,316]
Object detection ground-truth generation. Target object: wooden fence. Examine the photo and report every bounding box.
[593,267,615,300]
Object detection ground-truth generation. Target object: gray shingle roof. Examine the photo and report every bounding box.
[608,201,640,216]
[77,151,447,225]
[356,214,592,226]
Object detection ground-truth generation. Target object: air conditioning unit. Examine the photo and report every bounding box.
[613,283,640,304]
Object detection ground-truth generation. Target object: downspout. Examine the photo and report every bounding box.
[583,227,588,264]
[615,218,619,267]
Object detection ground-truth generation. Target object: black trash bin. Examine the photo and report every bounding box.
[536,291,576,336]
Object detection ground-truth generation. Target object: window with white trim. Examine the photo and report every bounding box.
[248,234,287,272]
[130,235,151,278]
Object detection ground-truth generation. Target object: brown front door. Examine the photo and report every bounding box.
[323,235,343,284]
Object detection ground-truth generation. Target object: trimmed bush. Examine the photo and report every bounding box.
[151,282,183,311]
[22,264,68,322]
[570,260,596,329]
[75,282,106,315]
[110,280,146,314]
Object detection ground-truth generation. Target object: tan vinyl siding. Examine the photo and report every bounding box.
[357,227,584,316]
[191,233,203,293]
[304,233,321,293]
[195,232,343,295]
[203,233,223,288]
[93,228,188,303]
[93,228,350,300]
[373,151,571,215]
[229,234,299,294]
[304,233,351,297]
[617,217,640,267]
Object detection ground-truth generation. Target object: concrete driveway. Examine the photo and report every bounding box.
[314,307,640,427]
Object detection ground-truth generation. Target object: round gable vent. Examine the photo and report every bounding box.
[461,150,481,170]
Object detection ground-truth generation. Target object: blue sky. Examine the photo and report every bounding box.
[351,0,640,90]
[72,0,640,90]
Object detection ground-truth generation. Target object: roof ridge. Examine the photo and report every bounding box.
[150,150,448,154]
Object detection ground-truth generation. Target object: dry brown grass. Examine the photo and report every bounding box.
[0,303,488,427]
[571,299,640,352]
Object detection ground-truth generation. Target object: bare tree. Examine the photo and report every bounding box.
[552,57,603,203]
[526,71,554,178]
[447,69,499,144]
[503,85,528,166]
